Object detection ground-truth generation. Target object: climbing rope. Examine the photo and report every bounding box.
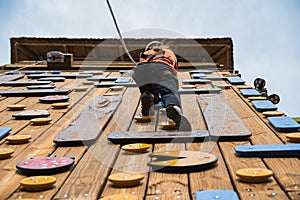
[105,0,137,65]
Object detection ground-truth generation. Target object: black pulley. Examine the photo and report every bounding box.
[268,94,280,104]
[254,78,266,90]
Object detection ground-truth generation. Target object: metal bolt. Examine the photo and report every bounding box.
[249,193,255,197]
[84,193,89,197]
[214,195,220,199]
[246,188,252,192]
[271,192,277,197]
[64,194,68,198]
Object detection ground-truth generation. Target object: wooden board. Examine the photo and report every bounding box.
[191,73,206,79]
[0,74,24,83]
[88,77,132,83]
[87,76,132,83]
[222,88,298,199]
[189,70,213,74]
[94,83,137,88]
[86,77,119,82]
[0,81,51,86]
[182,79,212,84]
[54,88,140,200]
[0,89,71,97]
[54,96,122,146]
[235,144,300,157]
[108,130,251,144]
[79,70,103,75]
[178,88,222,94]
[27,84,56,89]
[108,131,208,144]
[197,94,252,139]
[38,77,66,82]
[24,71,61,75]
[27,74,93,79]
[115,76,132,83]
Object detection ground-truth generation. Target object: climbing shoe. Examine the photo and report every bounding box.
[166,105,192,131]
[141,91,154,116]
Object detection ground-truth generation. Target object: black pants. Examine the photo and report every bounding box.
[132,62,181,108]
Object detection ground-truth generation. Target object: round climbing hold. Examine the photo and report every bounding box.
[20,176,56,191]
[6,135,32,144]
[236,168,273,183]
[108,172,144,187]
[122,143,150,153]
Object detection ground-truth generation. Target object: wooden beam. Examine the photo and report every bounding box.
[15,43,39,59]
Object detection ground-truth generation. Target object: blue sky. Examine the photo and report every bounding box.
[0,0,299,116]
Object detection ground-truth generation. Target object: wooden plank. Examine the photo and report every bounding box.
[0,81,51,86]
[220,142,289,200]
[146,143,190,200]
[54,95,122,146]
[179,71,234,199]
[231,85,292,143]
[0,74,101,199]
[100,89,154,199]
[0,76,77,163]
[145,71,195,200]
[0,74,25,83]
[107,130,210,144]
[0,89,72,97]
[26,73,93,79]
[8,146,87,200]
[206,72,290,199]
[2,97,100,198]
[220,88,293,199]
[4,72,112,199]
[54,87,141,200]
[197,94,252,140]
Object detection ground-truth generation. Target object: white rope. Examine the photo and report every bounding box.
[106,0,137,65]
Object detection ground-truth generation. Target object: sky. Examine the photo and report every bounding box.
[0,0,299,116]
